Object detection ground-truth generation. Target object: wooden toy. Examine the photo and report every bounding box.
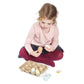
[56,70,61,73]
[37,46,43,53]
[45,45,50,49]
[43,73,51,81]
[19,60,48,77]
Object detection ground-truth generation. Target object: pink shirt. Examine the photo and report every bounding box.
[24,22,59,54]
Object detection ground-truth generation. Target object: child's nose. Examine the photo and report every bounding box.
[44,24,47,27]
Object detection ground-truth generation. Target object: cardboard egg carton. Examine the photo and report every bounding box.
[19,60,48,76]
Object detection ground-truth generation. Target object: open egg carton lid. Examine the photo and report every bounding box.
[19,60,48,77]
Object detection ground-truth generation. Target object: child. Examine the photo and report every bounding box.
[19,3,64,67]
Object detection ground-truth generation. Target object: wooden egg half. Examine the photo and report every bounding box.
[38,47,43,53]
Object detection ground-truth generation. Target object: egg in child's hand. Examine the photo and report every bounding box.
[45,45,50,49]
[37,47,43,53]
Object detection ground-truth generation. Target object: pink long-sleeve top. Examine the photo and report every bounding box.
[24,22,59,54]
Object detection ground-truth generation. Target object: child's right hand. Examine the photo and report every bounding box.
[30,51,41,57]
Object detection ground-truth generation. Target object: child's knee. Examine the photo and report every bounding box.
[54,49,63,60]
[57,49,63,60]
[19,47,26,56]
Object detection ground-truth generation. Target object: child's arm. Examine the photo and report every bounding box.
[24,24,35,55]
[24,24,42,57]
[44,26,59,52]
[51,25,59,50]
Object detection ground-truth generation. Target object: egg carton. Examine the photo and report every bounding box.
[19,60,48,77]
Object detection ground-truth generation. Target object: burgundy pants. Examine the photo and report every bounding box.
[19,45,64,67]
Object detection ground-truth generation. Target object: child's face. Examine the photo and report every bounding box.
[39,18,53,29]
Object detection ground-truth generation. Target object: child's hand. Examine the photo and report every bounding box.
[44,45,54,52]
[30,51,41,57]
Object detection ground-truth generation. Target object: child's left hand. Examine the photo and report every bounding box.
[44,45,54,52]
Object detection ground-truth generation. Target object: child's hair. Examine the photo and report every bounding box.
[37,3,58,24]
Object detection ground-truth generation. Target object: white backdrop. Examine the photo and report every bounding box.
[0,0,84,84]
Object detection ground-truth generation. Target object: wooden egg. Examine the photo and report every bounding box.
[25,64,28,67]
[45,45,50,49]
[39,67,43,72]
[31,68,35,73]
[35,69,40,76]
[31,68,36,75]
[56,70,61,73]
[37,47,43,53]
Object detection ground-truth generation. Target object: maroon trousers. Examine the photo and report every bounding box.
[19,47,63,67]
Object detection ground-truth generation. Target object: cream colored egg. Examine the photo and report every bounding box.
[45,45,50,49]
[35,69,40,76]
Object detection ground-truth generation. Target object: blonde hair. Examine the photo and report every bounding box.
[37,3,58,24]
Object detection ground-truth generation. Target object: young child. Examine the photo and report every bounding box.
[19,3,64,67]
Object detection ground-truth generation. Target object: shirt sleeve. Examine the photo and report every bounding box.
[24,24,35,54]
[51,25,59,50]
